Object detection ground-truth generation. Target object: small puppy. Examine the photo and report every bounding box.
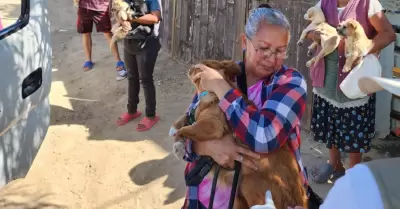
[170,60,308,209]
[170,60,241,159]
[110,0,153,48]
[297,7,341,68]
[336,19,373,73]
[126,0,153,40]
[110,0,134,48]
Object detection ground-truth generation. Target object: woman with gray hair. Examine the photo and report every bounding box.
[179,4,316,209]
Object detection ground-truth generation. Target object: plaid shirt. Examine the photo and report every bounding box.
[182,65,308,209]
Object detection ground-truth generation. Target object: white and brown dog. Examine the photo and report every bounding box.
[297,6,341,68]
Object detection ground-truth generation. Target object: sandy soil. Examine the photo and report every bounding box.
[1,0,395,208]
[0,0,20,28]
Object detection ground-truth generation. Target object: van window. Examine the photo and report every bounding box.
[0,0,29,40]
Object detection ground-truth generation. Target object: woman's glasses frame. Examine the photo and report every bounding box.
[247,38,288,60]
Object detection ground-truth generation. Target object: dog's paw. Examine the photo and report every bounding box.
[297,40,304,46]
[169,126,178,137]
[173,141,186,160]
[342,66,351,73]
[306,60,313,68]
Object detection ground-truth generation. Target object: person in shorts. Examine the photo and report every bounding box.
[77,0,127,81]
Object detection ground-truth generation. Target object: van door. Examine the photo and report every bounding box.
[0,0,52,186]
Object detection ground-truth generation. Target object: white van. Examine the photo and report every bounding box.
[0,0,51,186]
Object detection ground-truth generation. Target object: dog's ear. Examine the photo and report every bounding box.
[308,8,314,17]
[347,20,358,30]
[220,60,241,81]
[199,60,240,82]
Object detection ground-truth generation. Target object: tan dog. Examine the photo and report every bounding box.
[109,0,134,48]
[337,19,373,73]
[170,60,308,209]
[297,7,341,68]
[73,0,79,7]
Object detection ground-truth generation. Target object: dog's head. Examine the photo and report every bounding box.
[188,60,242,93]
[336,19,362,37]
[129,0,147,17]
[111,0,130,13]
[304,7,326,23]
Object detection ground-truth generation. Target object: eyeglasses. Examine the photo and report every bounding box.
[248,39,288,59]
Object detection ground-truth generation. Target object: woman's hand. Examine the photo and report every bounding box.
[194,135,261,171]
[192,64,233,99]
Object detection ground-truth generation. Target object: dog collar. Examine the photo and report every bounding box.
[198,91,209,99]
[186,91,209,126]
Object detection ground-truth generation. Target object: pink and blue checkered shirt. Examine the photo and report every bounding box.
[182,65,308,209]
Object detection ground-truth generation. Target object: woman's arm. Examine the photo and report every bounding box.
[215,70,307,153]
[368,11,396,54]
[132,12,161,25]
[132,0,162,25]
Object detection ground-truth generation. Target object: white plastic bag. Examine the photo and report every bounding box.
[340,54,382,99]
[250,190,276,209]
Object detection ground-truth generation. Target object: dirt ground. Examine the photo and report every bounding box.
[0,0,396,208]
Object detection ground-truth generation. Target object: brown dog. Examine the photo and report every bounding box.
[297,6,341,68]
[170,60,308,209]
[336,19,373,73]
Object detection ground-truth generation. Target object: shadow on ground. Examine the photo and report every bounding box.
[371,134,400,157]
[129,153,186,204]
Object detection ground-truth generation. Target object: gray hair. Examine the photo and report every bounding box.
[245,8,291,42]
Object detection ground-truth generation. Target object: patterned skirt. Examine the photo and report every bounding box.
[311,94,376,153]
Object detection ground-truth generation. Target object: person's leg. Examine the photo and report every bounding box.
[348,95,375,168]
[82,33,92,62]
[94,10,127,80]
[135,38,161,131]
[329,148,345,172]
[311,95,345,183]
[77,7,94,71]
[116,39,142,126]
[349,153,362,168]
[103,32,121,61]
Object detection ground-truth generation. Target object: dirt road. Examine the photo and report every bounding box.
[0,0,374,208]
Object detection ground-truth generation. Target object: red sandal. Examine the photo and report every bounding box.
[136,116,160,132]
[116,111,142,126]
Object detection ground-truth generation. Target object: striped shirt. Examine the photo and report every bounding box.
[181,64,308,209]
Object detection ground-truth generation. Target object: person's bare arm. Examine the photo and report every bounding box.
[368,11,396,54]
[132,11,161,25]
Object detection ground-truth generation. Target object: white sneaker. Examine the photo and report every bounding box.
[116,69,127,81]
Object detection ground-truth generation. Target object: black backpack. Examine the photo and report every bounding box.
[124,0,155,50]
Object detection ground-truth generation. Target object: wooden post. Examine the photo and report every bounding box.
[171,0,177,57]
[232,0,248,61]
